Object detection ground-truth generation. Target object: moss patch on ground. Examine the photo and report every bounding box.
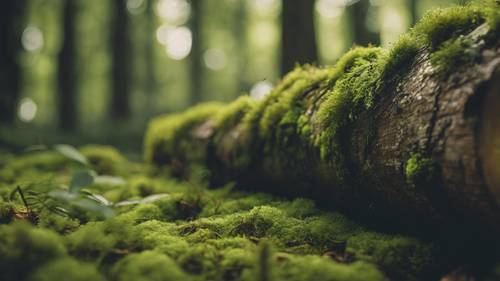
[0,147,465,281]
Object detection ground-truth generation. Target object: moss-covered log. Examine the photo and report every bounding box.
[145,3,500,232]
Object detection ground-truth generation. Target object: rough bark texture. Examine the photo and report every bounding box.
[58,0,78,131]
[281,0,318,75]
[146,15,500,234]
[0,1,26,124]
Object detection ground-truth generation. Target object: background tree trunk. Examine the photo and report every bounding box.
[57,0,78,131]
[346,0,380,46]
[145,0,157,96]
[281,0,318,75]
[145,24,500,234]
[110,0,132,121]
[0,1,26,125]
[189,0,203,105]
[408,0,418,26]
[233,0,248,96]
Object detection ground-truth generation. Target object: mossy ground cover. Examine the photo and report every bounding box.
[1,145,499,281]
[0,145,465,281]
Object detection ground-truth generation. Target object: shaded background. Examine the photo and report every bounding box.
[0,0,464,157]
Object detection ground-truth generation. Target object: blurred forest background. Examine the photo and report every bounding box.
[0,0,466,157]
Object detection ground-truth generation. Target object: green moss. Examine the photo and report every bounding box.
[213,95,255,130]
[380,33,420,80]
[65,222,115,261]
[144,102,225,164]
[79,145,129,175]
[413,4,484,48]
[0,201,15,224]
[483,0,500,31]
[430,36,479,74]
[405,153,440,187]
[111,250,192,281]
[37,209,80,233]
[272,257,387,281]
[0,151,69,183]
[28,258,105,281]
[314,47,382,167]
[348,233,435,280]
[0,222,67,280]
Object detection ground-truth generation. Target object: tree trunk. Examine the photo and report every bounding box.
[346,0,380,46]
[110,0,132,121]
[145,23,500,233]
[58,0,78,131]
[145,0,157,96]
[189,0,203,105]
[281,0,318,75]
[233,0,248,96]
[0,1,26,125]
[409,0,418,26]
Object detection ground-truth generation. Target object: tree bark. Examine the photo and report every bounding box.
[58,0,78,131]
[110,0,132,121]
[346,0,380,46]
[281,0,318,75]
[189,0,203,105]
[145,24,500,233]
[0,1,26,125]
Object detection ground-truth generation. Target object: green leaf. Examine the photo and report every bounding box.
[54,144,88,166]
[114,193,169,207]
[69,170,96,194]
[94,175,126,186]
[80,190,112,206]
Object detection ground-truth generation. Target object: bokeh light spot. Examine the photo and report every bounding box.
[18,98,38,123]
[156,0,191,25]
[164,26,192,60]
[203,48,227,70]
[127,0,145,15]
[21,26,44,52]
[250,81,273,100]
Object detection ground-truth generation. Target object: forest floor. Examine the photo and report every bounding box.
[0,145,498,281]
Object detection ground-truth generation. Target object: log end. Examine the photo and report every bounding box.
[480,70,500,204]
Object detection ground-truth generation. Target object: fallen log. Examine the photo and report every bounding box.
[145,3,500,232]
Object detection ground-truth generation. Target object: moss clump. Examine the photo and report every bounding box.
[79,145,129,176]
[483,0,500,31]
[413,4,484,49]
[0,222,67,280]
[430,36,480,74]
[65,222,116,261]
[272,257,387,281]
[314,47,382,174]
[348,233,434,280]
[144,102,225,164]
[405,153,440,187]
[28,258,105,281]
[111,250,192,281]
